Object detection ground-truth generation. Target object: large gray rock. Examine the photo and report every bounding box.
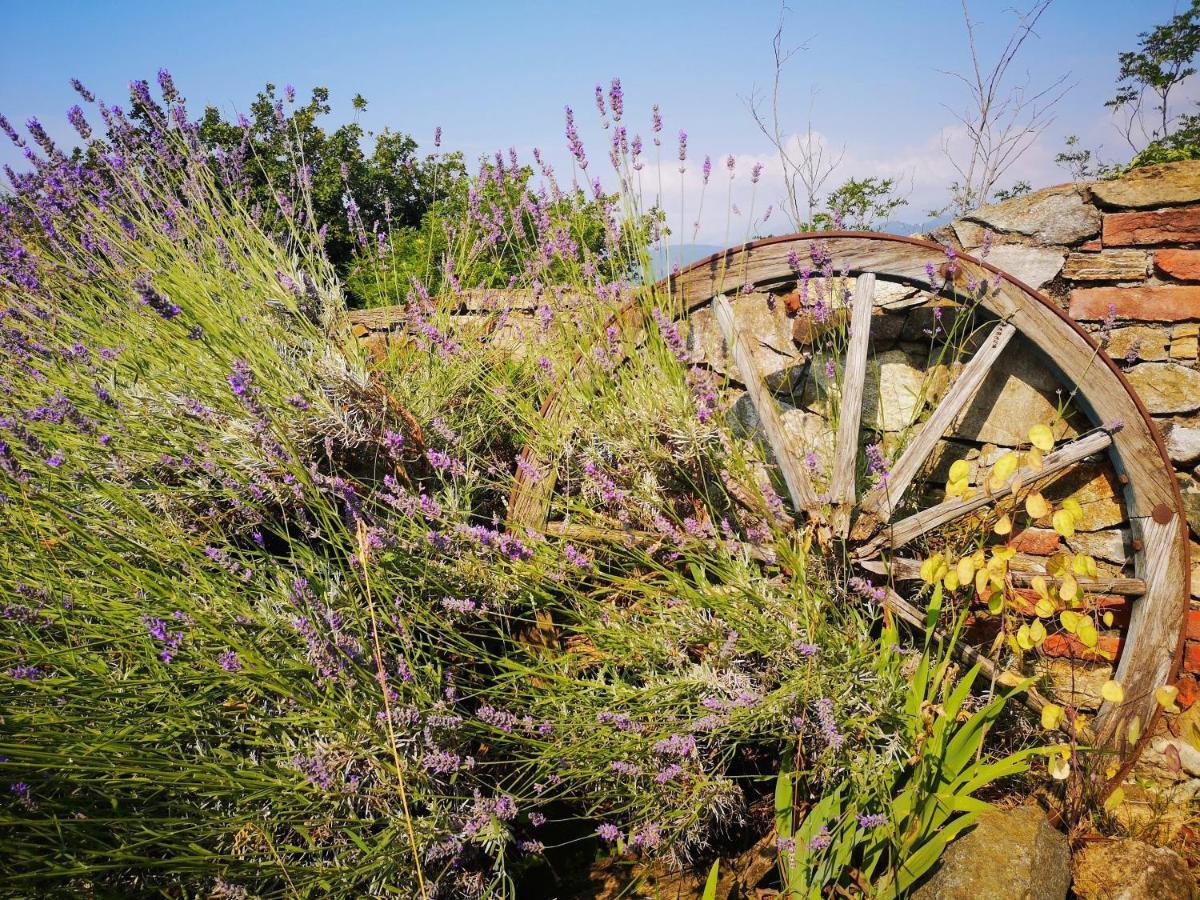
[1122,362,1200,415]
[1164,422,1200,467]
[962,185,1100,246]
[955,340,1078,446]
[913,805,1069,900]
[1071,839,1197,899]
[982,243,1065,289]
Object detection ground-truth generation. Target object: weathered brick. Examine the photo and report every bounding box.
[1176,673,1199,709]
[1188,607,1200,641]
[1155,248,1200,280]
[1069,285,1200,321]
[1062,250,1149,281]
[1008,528,1060,556]
[1103,206,1200,245]
[1040,632,1121,661]
[1186,640,1200,673]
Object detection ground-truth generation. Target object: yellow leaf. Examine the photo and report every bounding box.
[1078,620,1099,648]
[1025,447,1044,472]
[975,568,991,595]
[989,452,1019,490]
[993,547,1016,563]
[920,554,942,584]
[1062,497,1084,526]
[1059,610,1080,634]
[1059,574,1079,604]
[956,556,976,585]
[1071,554,1090,576]
[1127,716,1142,745]
[1156,685,1181,714]
[1017,624,1033,650]
[1049,754,1071,780]
[994,514,1012,536]
[1101,679,1125,704]
[1104,787,1125,812]
[987,592,1004,615]
[1047,553,1070,577]
[1030,619,1047,644]
[1028,423,1055,452]
[948,459,970,483]
[1103,610,1114,627]
[1034,596,1055,618]
[1042,703,1065,730]
[944,571,960,591]
[1052,509,1076,539]
[1025,492,1050,519]
[1031,575,1049,598]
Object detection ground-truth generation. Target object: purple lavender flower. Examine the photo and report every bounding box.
[677,130,688,171]
[134,275,181,319]
[865,443,889,484]
[808,826,832,851]
[857,813,887,828]
[609,78,624,122]
[218,650,242,672]
[564,106,587,170]
[433,125,442,148]
[702,155,712,185]
[751,161,764,184]
[815,698,844,752]
[651,105,662,144]
[10,782,35,811]
[597,823,621,842]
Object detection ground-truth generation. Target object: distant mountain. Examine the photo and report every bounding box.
[876,214,953,237]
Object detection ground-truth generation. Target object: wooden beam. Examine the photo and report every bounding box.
[712,295,819,515]
[858,321,1016,529]
[830,274,875,536]
[858,428,1114,557]
[863,555,1146,597]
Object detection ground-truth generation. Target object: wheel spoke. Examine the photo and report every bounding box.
[830,274,875,536]
[713,294,819,515]
[855,427,1115,557]
[857,321,1016,530]
[863,555,1146,596]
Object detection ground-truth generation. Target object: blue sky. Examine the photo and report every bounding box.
[1,0,1192,240]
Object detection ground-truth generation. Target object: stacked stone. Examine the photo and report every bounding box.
[931,160,1200,704]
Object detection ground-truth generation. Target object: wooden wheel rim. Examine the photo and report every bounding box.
[508,231,1189,752]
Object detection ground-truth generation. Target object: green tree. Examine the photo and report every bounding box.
[1106,1,1200,156]
[813,177,907,231]
[196,84,464,271]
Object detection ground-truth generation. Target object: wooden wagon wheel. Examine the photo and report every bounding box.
[507,232,1189,755]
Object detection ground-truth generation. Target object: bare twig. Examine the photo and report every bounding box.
[938,0,1073,215]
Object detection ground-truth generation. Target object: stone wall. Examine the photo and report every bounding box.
[927,160,1200,699]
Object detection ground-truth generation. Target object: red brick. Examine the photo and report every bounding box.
[1103,206,1200,245]
[1078,239,1102,252]
[1009,528,1061,556]
[1176,673,1199,709]
[1189,608,1200,642]
[1069,285,1200,322]
[1155,248,1200,281]
[1041,631,1122,661]
[1186,641,1200,673]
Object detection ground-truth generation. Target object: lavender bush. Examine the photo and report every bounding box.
[0,76,1032,897]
